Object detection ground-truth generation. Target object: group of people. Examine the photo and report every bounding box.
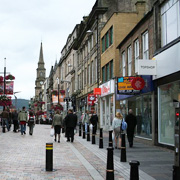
[51,109,77,143]
[51,109,99,143]
[0,106,35,135]
[112,109,137,149]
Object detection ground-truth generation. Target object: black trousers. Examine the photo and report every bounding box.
[127,132,134,147]
[66,127,74,142]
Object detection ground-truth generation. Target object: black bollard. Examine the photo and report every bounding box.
[87,124,90,141]
[79,122,82,136]
[46,143,53,171]
[120,133,126,162]
[129,160,140,180]
[99,128,103,148]
[109,130,113,147]
[92,126,96,144]
[82,124,86,139]
[2,119,6,133]
[106,147,114,180]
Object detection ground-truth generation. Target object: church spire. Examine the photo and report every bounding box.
[39,42,44,63]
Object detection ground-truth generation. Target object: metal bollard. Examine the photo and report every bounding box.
[129,160,140,180]
[2,119,6,133]
[87,124,90,141]
[92,126,96,144]
[120,133,126,162]
[46,143,53,171]
[109,130,113,147]
[82,124,86,139]
[79,122,82,136]
[106,147,114,180]
[99,128,103,148]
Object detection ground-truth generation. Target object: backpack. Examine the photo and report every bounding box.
[121,119,127,131]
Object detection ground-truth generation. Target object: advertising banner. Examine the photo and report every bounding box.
[52,93,65,105]
[6,81,14,95]
[0,81,14,95]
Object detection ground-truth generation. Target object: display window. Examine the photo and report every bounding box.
[120,93,152,139]
[158,81,180,146]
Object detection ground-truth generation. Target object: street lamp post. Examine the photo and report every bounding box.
[3,58,6,100]
[57,78,60,105]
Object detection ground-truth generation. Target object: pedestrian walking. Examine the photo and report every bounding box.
[125,109,137,147]
[28,111,35,135]
[82,110,89,134]
[64,109,77,142]
[112,112,123,149]
[18,106,28,135]
[12,110,18,132]
[1,107,10,131]
[52,109,63,143]
[90,111,98,135]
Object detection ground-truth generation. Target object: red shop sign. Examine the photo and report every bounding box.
[131,77,145,90]
[88,94,97,106]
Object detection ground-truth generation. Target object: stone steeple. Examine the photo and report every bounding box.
[35,42,46,98]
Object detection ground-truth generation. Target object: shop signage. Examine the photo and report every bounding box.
[99,79,114,97]
[117,77,140,94]
[94,88,101,95]
[88,94,97,106]
[137,59,157,75]
[131,77,145,90]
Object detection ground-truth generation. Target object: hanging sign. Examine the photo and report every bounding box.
[94,88,101,95]
[88,94,97,106]
[117,77,140,94]
[131,77,145,90]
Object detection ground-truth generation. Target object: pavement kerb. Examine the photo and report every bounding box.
[75,135,156,180]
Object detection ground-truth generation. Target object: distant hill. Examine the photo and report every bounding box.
[12,98,29,110]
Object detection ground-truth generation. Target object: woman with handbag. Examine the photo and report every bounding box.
[112,112,123,149]
[28,111,35,135]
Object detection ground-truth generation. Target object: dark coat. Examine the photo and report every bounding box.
[125,114,137,135]
[12,112,18,121]
[90,114,98,126]
[64,113,77,128]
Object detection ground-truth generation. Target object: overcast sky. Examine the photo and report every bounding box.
[0,0,96,100]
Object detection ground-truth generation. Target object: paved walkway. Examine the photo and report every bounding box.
[0,125,173,180]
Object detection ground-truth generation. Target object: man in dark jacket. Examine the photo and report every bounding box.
[90,111,98,134]
[125,109,137,147]
[64,109,77,142]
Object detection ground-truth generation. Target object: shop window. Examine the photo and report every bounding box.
[161,0,180,47]
[158,81,180,146]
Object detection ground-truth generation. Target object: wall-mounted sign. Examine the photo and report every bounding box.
[99,79,114,97]
[117,77,140,94]
[137,59,157,75]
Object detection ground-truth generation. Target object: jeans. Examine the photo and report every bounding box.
[20,124,26,134]
[2,118,9,131]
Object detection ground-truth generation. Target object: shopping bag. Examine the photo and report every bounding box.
[112,132,114,140]
[90,124,93,130]
[50,128,54,137]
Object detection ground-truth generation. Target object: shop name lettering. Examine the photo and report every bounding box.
[141,65,155,69]
[102,86,110,94]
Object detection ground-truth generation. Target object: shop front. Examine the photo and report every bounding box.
[117,75,154,140]
[99,80,115,130]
